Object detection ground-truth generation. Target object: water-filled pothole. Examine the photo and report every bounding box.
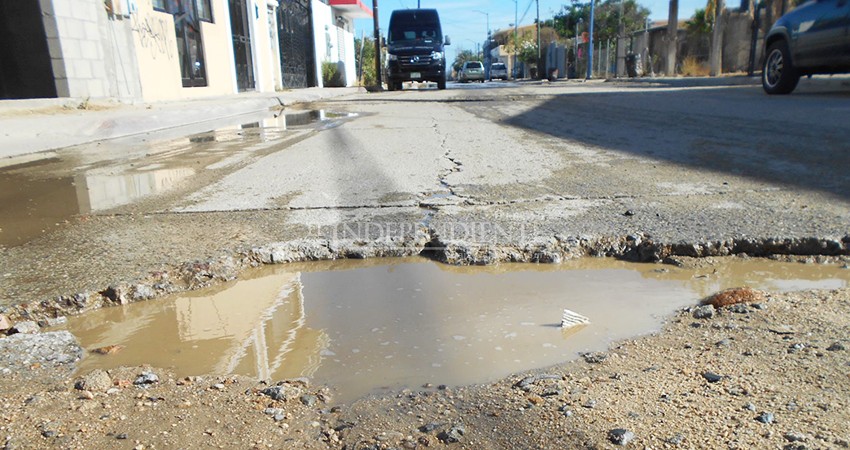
[66,257,850,403]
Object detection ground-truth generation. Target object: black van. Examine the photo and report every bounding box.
[386,9,450,90]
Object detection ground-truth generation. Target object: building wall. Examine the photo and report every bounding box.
[311,1,358,87]
[130,0,238,101]
[311,0,333,87]
[41,0,138,99]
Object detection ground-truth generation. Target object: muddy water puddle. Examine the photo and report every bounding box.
[0,109,355,247]
[65,257,850,403]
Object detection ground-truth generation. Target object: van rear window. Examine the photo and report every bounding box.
[467,62,482,69]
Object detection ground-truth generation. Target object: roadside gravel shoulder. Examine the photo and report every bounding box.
[0,286,847,449]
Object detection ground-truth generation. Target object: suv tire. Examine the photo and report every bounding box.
[763,40,799,95]
[437,79,446,90]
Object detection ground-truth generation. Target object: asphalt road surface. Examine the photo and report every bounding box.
[1,79,848,306]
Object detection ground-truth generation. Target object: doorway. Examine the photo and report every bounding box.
[277,0,316,88]
[229,0,255,91]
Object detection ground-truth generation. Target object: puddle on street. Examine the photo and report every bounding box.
[0,109,355,247]
[66,257,850,403]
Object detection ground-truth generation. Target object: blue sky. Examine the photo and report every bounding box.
[353,0,705,60]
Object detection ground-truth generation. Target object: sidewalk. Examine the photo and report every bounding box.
[0,87,364,159]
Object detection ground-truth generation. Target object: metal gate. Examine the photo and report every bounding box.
[229,0,255,92]
[277,0,316,88]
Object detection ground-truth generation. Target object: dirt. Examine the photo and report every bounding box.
[1,281,847,449]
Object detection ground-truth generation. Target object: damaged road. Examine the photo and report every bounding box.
[1,81,848,317]
[0,79,849,449]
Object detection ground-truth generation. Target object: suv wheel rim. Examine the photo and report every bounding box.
[765,48,784,88]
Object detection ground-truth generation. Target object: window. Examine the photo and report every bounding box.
[196,0,212,22]
[152,0,166,11]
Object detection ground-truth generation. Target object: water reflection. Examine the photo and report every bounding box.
[67,257,850,403]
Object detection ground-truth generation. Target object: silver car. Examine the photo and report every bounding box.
[459,61,485,82]
[489,62,508,80]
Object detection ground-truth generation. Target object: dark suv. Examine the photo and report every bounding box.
[386,9,450,91]
[762,0,850,94]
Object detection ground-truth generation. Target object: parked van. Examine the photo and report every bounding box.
[386,9,450,90]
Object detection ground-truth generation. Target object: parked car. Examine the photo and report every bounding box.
[762,0,850,94]
[489,62,508,80]
[458,61,485,82]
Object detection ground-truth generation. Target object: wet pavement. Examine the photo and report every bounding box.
[64,256,850,403]
[0,109,354,248]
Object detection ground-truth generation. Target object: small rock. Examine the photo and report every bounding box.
[704,287,765,307]
[623,210,635,217]
[437,424,465,443]
[300,394,318,407]
[514,374,560,389]
[273,414,286,422]
[419,422,443,433]
[37,317,68,328]
[716,339,732,347]
[583,399,597,409]
[116,433,128,440]
[826,342,845,352]
[702,372,723,383]
[261,384,302,401]
[580,352,607,364]
[212,383,225,390]
[134,371,159,386]
[9,321,39,335]
[784,431,809,443]
[756,412,775,424]
[744,403,756,411]
[692,305,715,319]
[75,369,113,393]
[788,343,806,353]
[751,303,766,310]
[727,303,750,314]
[608,428,635,446]
[91,345,124,355]
[666,433,685,445]
[0,314,10,331]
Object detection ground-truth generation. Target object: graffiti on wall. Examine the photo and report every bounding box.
[131,10,175,60]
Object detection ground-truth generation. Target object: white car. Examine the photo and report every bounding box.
[489,62,508,80]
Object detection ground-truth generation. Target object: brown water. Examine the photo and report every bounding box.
[66,257,850,403]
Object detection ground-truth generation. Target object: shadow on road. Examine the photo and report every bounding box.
[496,85,850,202]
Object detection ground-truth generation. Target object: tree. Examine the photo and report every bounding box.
[355,37,377,86]
[503,27,560,66]
[452,49,479,73]
[549,0,650,44]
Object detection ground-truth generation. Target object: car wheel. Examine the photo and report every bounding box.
[762,40,799,95]
[437,79,446,90]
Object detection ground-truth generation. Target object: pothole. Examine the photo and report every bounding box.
[63,257,850,404]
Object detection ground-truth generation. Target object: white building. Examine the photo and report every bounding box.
[0,0,372,102]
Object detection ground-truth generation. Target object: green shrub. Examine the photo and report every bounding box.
[322,61,344,87]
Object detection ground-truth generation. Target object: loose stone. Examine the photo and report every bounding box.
[702,372,723,383]
[692,305,715,319]
[608,428,635,446]
[826,342,845,351]
[756,412,775,424]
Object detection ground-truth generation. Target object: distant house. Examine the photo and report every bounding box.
[0,0,371,102]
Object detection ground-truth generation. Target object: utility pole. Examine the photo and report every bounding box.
[536,0,541,78]
[665,0,678,76]
[709,0,725,76]
[514,0,518,78]
[587,0,595,79]
[373,0,382,89]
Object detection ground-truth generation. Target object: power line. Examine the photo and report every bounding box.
[518,0,534,25]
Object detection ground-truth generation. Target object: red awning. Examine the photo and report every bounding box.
[329,0,373,19]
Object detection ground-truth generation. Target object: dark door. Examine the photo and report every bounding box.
[793,0,850,66]
[169,0,208,87]
[277,0,317,88]
[0,1,56,99]
[229,0,255,91]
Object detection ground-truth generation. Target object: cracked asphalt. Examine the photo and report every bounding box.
[1,80,849,310]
